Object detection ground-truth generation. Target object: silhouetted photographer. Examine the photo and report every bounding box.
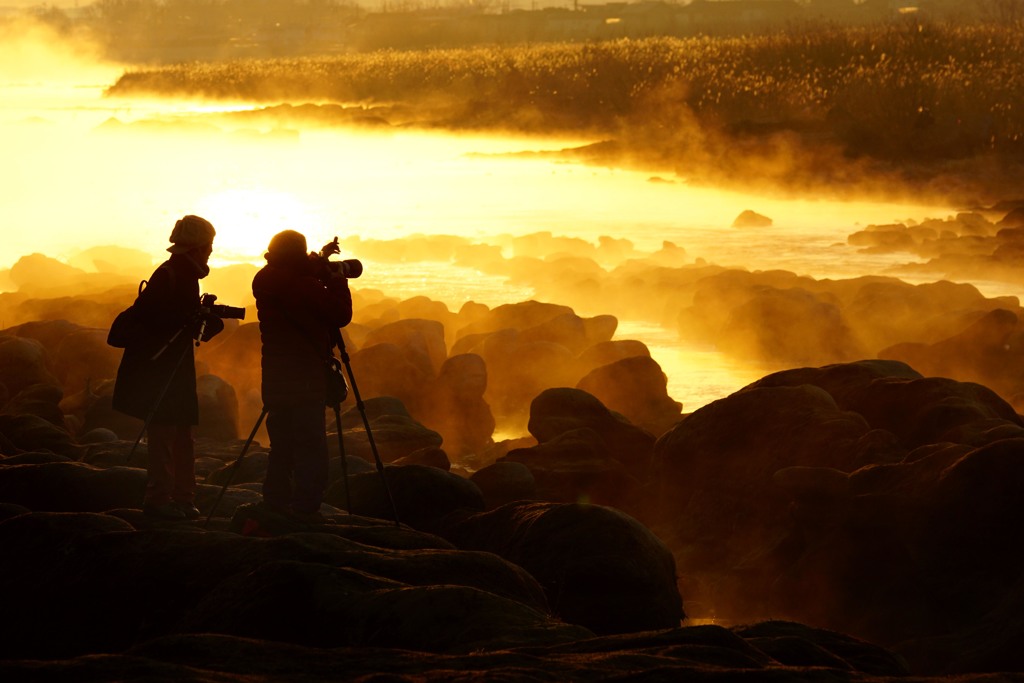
[110,215,238,520]
[252,230,354,525]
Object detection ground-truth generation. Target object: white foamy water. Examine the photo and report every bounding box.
[3,50,983,412]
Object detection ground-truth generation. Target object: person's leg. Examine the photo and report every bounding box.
[169,424,197,505]
[144,423,174,505]
[144,423,184,519]
[163,424,199,518]
[290,404,329,516]
[263,408,295,512]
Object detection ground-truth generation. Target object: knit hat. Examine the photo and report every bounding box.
[167,215,215,254]
[265,230,308,260]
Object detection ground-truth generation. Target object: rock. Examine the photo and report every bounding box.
[349,342,434,416]
[205,450,269,486]
[748,359,923,405]
[179,560,589,652]
[52,326,122,397]
[0,461,145,511]
[0,509,585,657]
[196,374,239,440]
[2,382,66,427]
[4,319,81,357]
[879,308,1022,400]
[80,379,145,441]
[927,438,1024,595]
[734,621,909,675]
[848,224,918,252]
[0,413,77,456]
[442,501,684,635]
[1,451,72,465]
[328,453,376,488]
[327,463,484,532]
[0,501,30,520]
[339,396,411,429]
[0,335,59,396]
[417,353,495,460]
[332,413,443,465]
[470,461,538,509]
[500,428,642,513]
[476,329,583,425]
[456,300,576,338]
[844,376,1021,449]
[748,360,1024,449]
[896,571,1024,675]
[731,210,773,228]
[577,339,651,369]
[395,296,455,328]
[527,388,655,472]
[651,382,888,615]
[363,318,447,375]
[198,322,264,441]
[391,446,451,471]
[996,205,1024,228]
[576,355,683,436]
[718,288,866,365]
[79,427,119,444]
[519,311,600,355]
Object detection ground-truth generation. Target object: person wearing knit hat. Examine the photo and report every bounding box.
[111,214,225,521]
[167,215,216,255]
[252,230,353,524]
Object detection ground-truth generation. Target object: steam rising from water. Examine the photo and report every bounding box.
[2,22,964,411]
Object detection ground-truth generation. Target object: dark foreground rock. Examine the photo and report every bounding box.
[651,359,1024,674]
[0,505,920,683]
[0,509,585,660]
[441,501,684,636]
[6,350,1024,679]
[0,624,920,682]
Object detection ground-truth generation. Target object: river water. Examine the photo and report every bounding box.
[2,50,975,412]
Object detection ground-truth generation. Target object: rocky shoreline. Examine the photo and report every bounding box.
[5,220,1024,678]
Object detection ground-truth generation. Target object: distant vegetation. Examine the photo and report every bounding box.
[106,21,1024,203]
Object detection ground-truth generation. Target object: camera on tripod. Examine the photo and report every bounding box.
[199,293,246,320]
[318,237,363,279]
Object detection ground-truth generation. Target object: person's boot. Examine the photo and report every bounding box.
[174,501,201,520]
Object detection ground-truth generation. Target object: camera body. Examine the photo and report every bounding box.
[199,293,245,320]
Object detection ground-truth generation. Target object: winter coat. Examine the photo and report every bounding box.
[111,254,223,425]
[253,252,353,408]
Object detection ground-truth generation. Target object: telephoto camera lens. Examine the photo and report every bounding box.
[337,259,363,279]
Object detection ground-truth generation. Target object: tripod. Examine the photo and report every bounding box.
[204,330,401,528]
[332,329,401,527]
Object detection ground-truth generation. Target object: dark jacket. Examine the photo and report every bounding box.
[253,252,353,408]
[111,254,222,424]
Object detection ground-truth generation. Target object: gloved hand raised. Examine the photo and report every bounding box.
[319,237,341,258]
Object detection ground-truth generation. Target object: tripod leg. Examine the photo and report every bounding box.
[336,342,400,527]
[203,406,268,529]
[332,404,351,514]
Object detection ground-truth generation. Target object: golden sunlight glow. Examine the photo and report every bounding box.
[0,27,965,414]
[194,188,323,264]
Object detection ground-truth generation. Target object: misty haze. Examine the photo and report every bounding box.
[3,1,1024,680]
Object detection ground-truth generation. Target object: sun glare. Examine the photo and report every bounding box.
[194,188,323,265]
